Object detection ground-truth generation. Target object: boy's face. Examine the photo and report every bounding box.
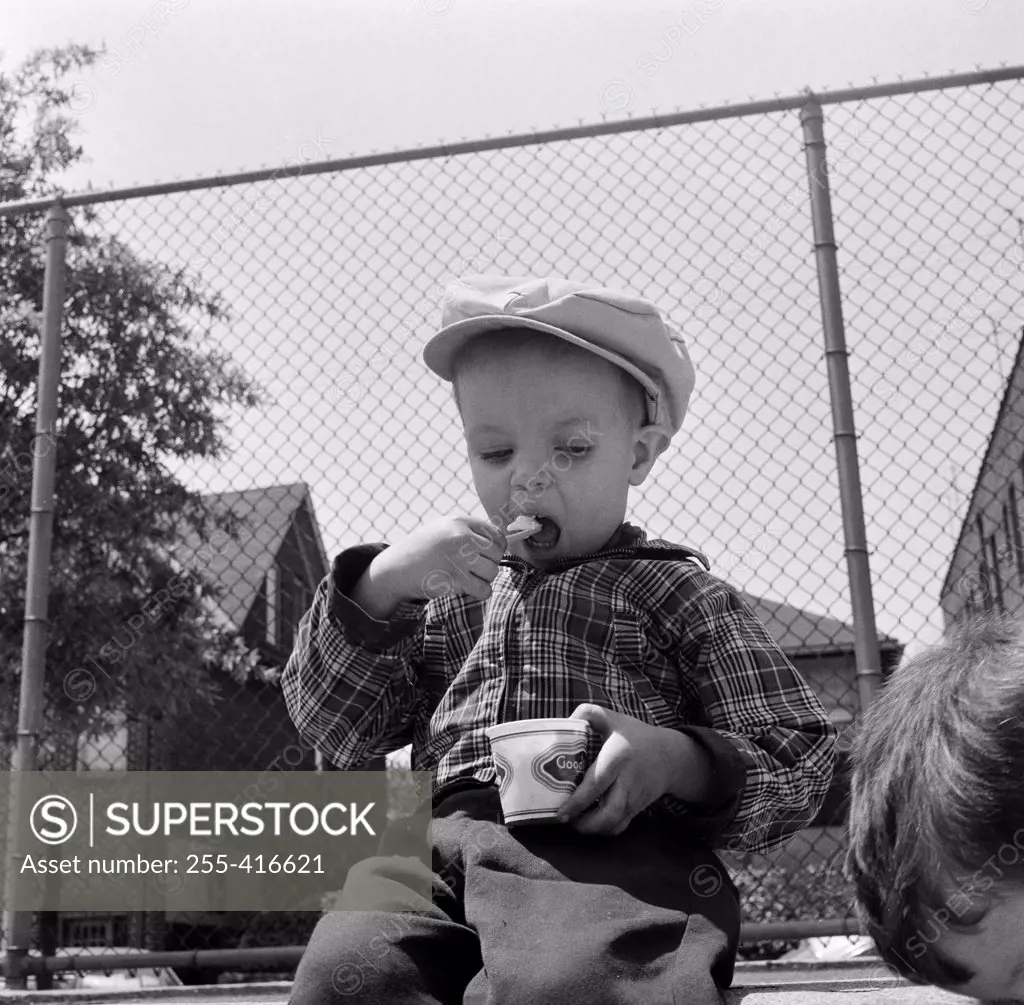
[933,884,1024,1000]
[455,338,663,569]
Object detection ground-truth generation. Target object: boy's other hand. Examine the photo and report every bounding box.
[377,515,507,605]
[556,705,714,836]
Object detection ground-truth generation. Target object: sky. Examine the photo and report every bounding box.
[4,0,1024,666]
[5,0,1024,193]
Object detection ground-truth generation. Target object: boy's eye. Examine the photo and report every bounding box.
[477,444,590,462]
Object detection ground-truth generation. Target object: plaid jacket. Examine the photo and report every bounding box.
[281,522,837,854]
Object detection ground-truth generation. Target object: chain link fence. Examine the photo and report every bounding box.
[2,67,1023,985]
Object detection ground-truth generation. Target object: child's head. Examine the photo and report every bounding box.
[422,275,695,567]
[846,613,1024,1000]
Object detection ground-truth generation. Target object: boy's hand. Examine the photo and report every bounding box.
[373,515,507,606]
[556,705,714,836]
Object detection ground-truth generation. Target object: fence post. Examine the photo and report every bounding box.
[799,100,884,716]
[3,200,70,990]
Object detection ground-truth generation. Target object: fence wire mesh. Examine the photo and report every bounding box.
[2,70,1023,980]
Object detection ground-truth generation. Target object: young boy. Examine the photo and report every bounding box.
[282,275,837,1004]
[847,613,1024,1002]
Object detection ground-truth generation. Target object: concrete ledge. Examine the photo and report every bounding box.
[0,973,977,1004]
[0,983,292,1003]
[733,959,883,982]
[726,977,971,1002]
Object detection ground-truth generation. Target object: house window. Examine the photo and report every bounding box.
[60,914,128,948]
[987,533,1005,613]
[976,516,993,613]
[277,565,312,654]
[1004,501,1014,580]
[1011,482,1024,586]
[266,565,278,646]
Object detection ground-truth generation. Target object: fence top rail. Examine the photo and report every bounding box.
[1,64,1022,219]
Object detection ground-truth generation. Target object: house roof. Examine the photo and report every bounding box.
[738,590,901,657]
[172,481,898,656]
[174,482,329,631]
[940,327,1024,598]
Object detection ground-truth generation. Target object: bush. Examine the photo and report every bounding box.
[234,910,322,949]
[732,858,858,961]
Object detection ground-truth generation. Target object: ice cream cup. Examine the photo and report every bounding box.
[484,718,591,825]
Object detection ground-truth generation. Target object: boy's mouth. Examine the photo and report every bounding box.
[522,515,561,550]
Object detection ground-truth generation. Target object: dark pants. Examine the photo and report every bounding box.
[290,784,739,1005]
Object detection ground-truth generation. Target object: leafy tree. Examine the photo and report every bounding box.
[0,46,266,765]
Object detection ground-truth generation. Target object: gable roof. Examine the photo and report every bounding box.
[739,590,901,657]
[174,482,329,630]
[940,327,1024,599]
[172,483,897,656]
